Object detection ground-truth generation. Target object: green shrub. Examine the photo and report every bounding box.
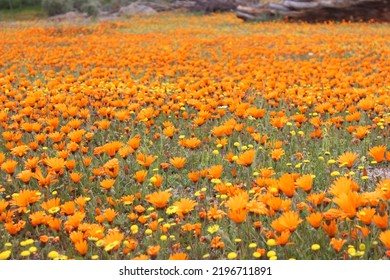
[80,0,100,17]
[41,0,73,16]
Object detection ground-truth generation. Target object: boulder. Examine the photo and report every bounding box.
[118,2,157,16]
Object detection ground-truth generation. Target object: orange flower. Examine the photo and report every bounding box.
[104,208,118,223]
[236,149,256,166]
[70,172,83,184]
[64,212,86,232]
[146,190,172,209]
[330,238,346,253]
[306,212,323,229]
[5,220,26,235]
[207,205,226,220]
[132,254,149,260]
[373,213,388,230]
[226,192,249,224]
[136,153,156,168]
[368,145,386,163]
[45,157,65,173]
[188,171,200,182]
[295,174,313,193]
[208,165,223,179]
[322,219,337,237]
[146,245,161,258]
[163,126,175,138]
[211,235,225,249]
[123,238,138,253]
[356,207,376,225]
[33,168,57,188]
[100,178,116,190]
[10,189,40,213]
[353,126,369,139]
[65,159,76,171]
[103,142,123,157]
[275,230,291,246]
[170,157,186,169]
[24,157,40,171]
[102,230,124,252]
[271,148,285,161]
[70,231,84,244]
[10,145,29,157]
[338,151,358,168]
[16,170,33,183]
[271,211,302,233]
[41,197,61,212]
[67,129,85,143]
[134,170,148,183]
[39,235,50,244]
[333,191,362,218]
[29,211,48,226]
[174,198,197,218]
[75,240,88,256]
[169,252,189,260]
[379,230,390,249]
[1,159,18,175]
[278,173,295,197]
[61,201,76,215]
[329,177,359,196]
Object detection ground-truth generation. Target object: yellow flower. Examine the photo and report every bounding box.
[311,244,320,251]
[92,255,99,260]
[20,239,34,246]
[207,224,220,234]
[267,239,276,246]
[150,176,157,183]
[105,241,120,252]
[166,205,178,214]
[48,207,60,214]
[248,243,257,248]
[20,250,31,257]
[348,247,356,256]
[266,250,276,258]
[160,235,167,241]
[145,229,153,235]
[253,252,261,258]
[227,252,237,259]
[48,251,59,259]
[29,247,37,253]
[96,240,105,247]
[331,171,340,176]
[202,254,210,259]
[130,225,139,234]
[0,250,11,260]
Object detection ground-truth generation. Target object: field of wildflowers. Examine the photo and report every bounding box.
[0,13,389,260]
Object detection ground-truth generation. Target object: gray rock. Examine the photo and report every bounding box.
[118,2,157,16]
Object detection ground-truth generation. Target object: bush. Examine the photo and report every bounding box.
[80,1,100,17]
[41,0,73,16]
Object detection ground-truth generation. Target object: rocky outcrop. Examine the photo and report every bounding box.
[237,0,390,22]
